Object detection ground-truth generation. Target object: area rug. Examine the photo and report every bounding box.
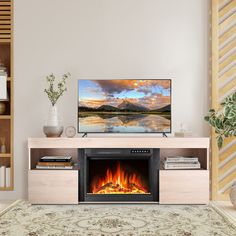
[0,201,235,236]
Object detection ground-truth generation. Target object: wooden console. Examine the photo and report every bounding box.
[28,137,209,204]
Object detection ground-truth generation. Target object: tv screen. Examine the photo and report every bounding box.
[78,79,171,133]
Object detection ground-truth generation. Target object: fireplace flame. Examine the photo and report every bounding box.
[91,162,148,194]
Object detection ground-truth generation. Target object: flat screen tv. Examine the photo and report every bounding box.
[78,79,171,133]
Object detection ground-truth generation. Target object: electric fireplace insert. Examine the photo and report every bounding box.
[79,148,160,202]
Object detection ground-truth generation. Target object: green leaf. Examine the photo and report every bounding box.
[204,116,210,121]
[209,108,215,113]
[217,136,223,149]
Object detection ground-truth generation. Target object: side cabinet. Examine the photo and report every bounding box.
[28,170,78,204]
[159,170,209,204]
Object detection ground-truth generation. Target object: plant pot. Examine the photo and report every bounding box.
[43,126,63,138]
[229,181,236,209]
[47,105,59,126]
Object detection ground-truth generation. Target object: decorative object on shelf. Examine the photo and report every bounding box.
[43,126,63,138]
[0,61,8,115]
[229,181,236,208]
[65,126,76,138]
[174,123,192,137]
[0,137,6,153]
[43,73,71,137]
[0,61,7,100]
[205,91,236,148]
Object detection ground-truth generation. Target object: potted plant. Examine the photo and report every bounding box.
[205,91,236,208]
[204,91,236,149]
[43,73,71,137]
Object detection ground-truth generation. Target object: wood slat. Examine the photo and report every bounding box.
[0,34,10,38]
[212,0,220,201]
[0,24,10,29]
[0,6,10,10]
[0,29,10,33]
[219,171,236,189]
[219,157,236,175]
[0,0,11,3]
[219,74,236,96]
[0,38,10,42]
[219,64,236,81]
[219,51,236,71]
[219,24,236,44]
[220,142,236,161]
[219,0,236,19]
[0,11,10,16]
[0,20,11,24]
[0,15,10,20]
[219,39,236,57]
[219,12,236,32]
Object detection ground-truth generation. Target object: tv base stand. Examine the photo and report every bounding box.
[82,133,87,138]
[162,132,168,138]
[28,137,209,204]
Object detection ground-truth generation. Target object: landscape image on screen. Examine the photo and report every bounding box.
[78,80,171,133]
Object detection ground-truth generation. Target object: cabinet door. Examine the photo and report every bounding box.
[28,170,78,204]
[159,170,209,204]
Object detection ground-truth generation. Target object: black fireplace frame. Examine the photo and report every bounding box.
[79,148,160,202]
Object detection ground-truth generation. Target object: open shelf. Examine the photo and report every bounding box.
[0,119,11,153]
[0,153,11,158]
[30,148,78,170]
[0,42,11,76]
[160,148,208,170]
[0,0,13,191]
[0,115,11,120]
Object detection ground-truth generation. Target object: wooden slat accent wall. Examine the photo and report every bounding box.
[211,0,236,200]
[0,0,11,42]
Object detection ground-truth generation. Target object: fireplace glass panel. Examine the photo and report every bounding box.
[88,159,150,195]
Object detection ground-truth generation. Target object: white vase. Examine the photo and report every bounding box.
[230,181,236,209]
[47,105,59,126]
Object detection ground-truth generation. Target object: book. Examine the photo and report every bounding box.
[37,161,73,167]
[164,161,201,169]
[164,165,201,170]
[0,166,6,187]
[36,165,73,170]
[6,167,10,187]
[40,156,72,162]
[165,156,198,162]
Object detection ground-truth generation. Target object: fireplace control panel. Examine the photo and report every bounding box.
[130,149,151,154]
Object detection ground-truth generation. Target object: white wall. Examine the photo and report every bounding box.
[0,0,209,199]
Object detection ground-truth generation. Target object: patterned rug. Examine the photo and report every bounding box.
[0,201,235,236]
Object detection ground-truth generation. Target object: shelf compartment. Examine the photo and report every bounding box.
[30,148,78,170]
[0,119,11,153]
[160,148,208,170]
[0,42,11,76]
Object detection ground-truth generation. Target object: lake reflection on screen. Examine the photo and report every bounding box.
[78,114,171,133]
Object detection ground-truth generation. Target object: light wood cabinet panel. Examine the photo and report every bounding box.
[159,170,209,204]
[28,170,78,204]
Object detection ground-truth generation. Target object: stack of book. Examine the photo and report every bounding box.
[164,156,201,170]
[0,166,10,187]
[36,156,73,170]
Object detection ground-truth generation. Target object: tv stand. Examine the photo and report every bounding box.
[28,137,209,204]
[82,133,87,138]
[162,132,168,138]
